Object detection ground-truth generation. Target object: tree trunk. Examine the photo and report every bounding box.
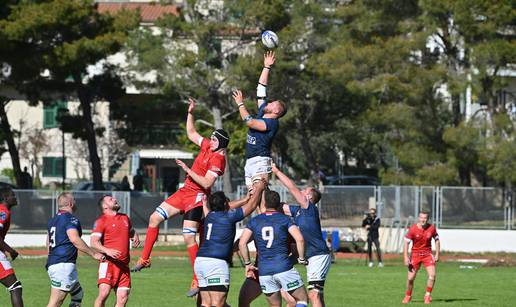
[211,105,233,194]
[77,86,104,190]
[0,101,23,188]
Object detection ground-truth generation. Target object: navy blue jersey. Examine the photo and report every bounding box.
[197,208,245,262]
[289,202,329,259]
[246,211,295,276]
[46,211,82,268]
[245,103,279,159]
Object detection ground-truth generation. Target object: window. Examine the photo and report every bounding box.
[43,101,67,129]
[43,157,66,177]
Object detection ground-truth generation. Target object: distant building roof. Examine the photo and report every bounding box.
[97,2,180,23]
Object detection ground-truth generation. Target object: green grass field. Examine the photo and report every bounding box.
[2,255,516,306]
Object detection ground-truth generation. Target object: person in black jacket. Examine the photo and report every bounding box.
[362,208,383,267]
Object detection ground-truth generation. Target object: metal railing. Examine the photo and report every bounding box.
[7,185,515,233]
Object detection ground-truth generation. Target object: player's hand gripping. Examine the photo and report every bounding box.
[232,90,244,106]
[264,51,276,68]
[93,252,105,261]
[104,248,122,259]
[271,163,279,174]
[188,97,196,114]
[245,263,258,279]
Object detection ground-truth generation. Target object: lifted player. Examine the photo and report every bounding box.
[272,165,331,307]
[195,179,266,307]
[91,195,140,307]
[239,190,308,307]
[0,188,23,307]
[133,97,229,296]
[46,192,104,307]
[232,51,286,188]
[402,212,440,305]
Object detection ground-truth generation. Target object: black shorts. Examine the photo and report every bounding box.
[183,206,203,223]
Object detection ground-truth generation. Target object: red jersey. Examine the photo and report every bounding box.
[184,137,226,193]
[405,223,439,253]
[0,204,11,240]
[92,213,132,265]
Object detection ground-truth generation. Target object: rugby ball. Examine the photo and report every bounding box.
[261,30,279,49]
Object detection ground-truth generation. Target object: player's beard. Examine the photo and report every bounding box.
[112,203,121,211]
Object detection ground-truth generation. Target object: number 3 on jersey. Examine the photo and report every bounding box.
[262,226,274,248]
[49,226,56,249]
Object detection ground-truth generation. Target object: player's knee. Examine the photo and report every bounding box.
[7,280,22,293]
[182,227,198,243]
[308,289,321,302]
[428,274,436,281]
[150,209,166,226]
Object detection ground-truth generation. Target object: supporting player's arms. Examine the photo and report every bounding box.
[66,228,104,260]
[288,225,306,262]
[186,97,203,146]
[176,159,218,190]
[232,90,268,131]
[240,179,267,217]
[90,234,122,259]
[0,235,18,260]
[272,164,308,209]
[201,194,210,217]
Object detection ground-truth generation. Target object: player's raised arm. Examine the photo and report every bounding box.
[288,225,307,264]
[66,229,103,260]
[186,97,203,146]
[272,164,308,209]
[257,51,275,108]
[240,179,267,216]
[176,159,218,190]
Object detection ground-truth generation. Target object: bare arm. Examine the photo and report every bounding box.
[176,159,218,190]
[130,228,140,248]
[232,90,267,131]
[282,204,292,216]
[238,228,254,264]
[228,194,250,210]
[272,164,308,209]
[434,239,440,262]
[202,195,210,217]
[0,235,17,260]
[67,229,103,260]
[186,98,203,146]
[288,225,305,261]
[403,239,410,266]
[90,234,122,259]
[240,179,267,217]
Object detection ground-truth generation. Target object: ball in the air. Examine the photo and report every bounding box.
[261,30,279,49]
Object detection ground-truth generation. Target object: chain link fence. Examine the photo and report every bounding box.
[7,185,515,233]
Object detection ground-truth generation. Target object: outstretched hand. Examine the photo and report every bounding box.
[264,51,275,67]
[271,163,279,174]
[232,90,244,106]
[188,97,196,113]
[176,159,190,173]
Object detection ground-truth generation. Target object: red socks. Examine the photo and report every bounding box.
[406,289,413,296]
[187,244,199,283]
[141,226,159,260]
[426,287,433,294]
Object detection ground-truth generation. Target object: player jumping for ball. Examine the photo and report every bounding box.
[232,51,287,188]
[132,97,229,297]
[402,211,440,305]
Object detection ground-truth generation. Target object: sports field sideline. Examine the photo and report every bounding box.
[3,250,516,307]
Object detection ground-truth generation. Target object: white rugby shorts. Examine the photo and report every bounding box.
[47,263,78,291]
[259,268,304,294]
[244,156,272,186]
[194,257,230,288]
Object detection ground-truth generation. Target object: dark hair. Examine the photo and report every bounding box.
[419,211,430,217]
[0,187,13,203]
[309,188,322,204]
[209,191,228,212]
[264,190,281,210]
[98,195,109,208]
